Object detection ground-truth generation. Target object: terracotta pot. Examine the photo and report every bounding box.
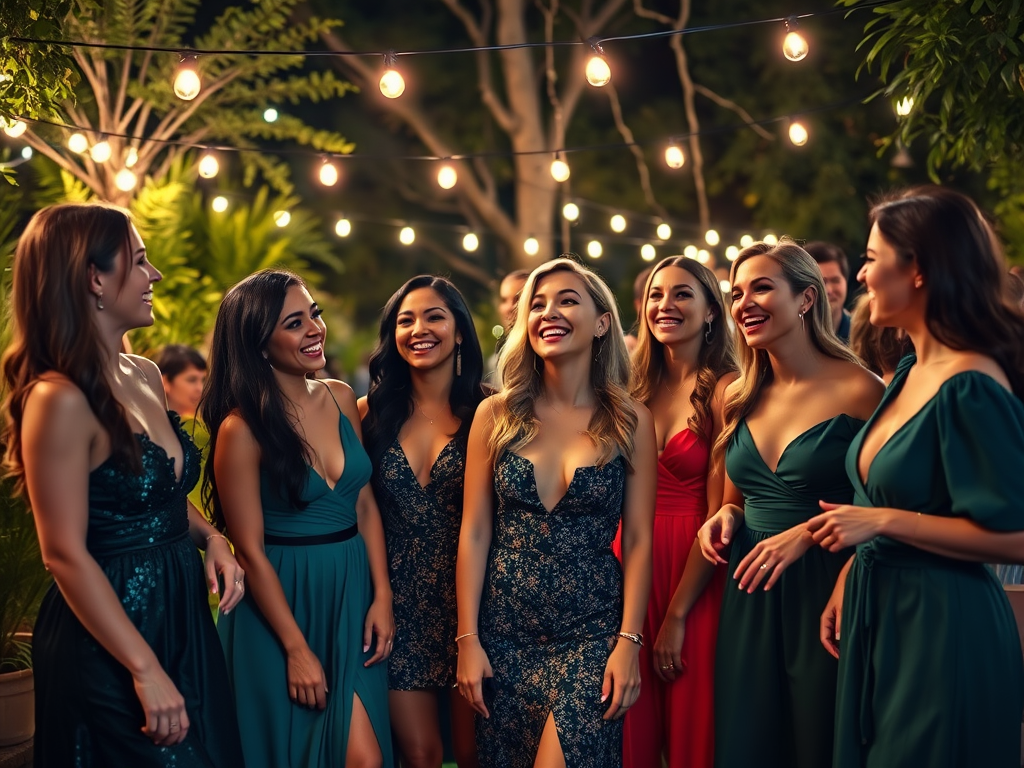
[0,667,34,746]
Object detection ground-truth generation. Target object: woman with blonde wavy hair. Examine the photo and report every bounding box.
[697,239,883,768]
[456,257,656,768]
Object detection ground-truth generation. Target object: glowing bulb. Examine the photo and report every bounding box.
[610,214,626,233]
[198,153,219,179]
[3,120,27,138]
[274,210,291,228]
[585,55,611,87]
[21,146,33,160]
[895,96,914,117]
[491,324,504,339]
[462,232,479,252]
[783,31,809,62]
[125,147,138,167]
[399,226,415,245]
[789,121,809,146]
[656,222,672,240]
[665,144,685,169]
[764,233,778,246]
[684,245,699,259]
[379,69,405,99]
[437,164,457,190]
[335,218,352,237]
[68,133,88,153]
[114,169,137,192]
[641,243,656,261]
[587,240,603,258]
[705,228,720,246]
[89,140,112,163]
[319,161,339,187]
[263,108,279,123]
[524,237,540,256]
[726,245,740,261]
[550,157,570,182]
[697,249,711,264]
[719,279,732,293]
[562,202,580,222]
[211,195,229,213]
[739,234,754,248]
[173,62,201,101]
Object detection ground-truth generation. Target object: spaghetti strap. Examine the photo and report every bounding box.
[321,380,343,413]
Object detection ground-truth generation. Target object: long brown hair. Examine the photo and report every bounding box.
[869,186,1024,397]
[629,257,737,442]
[2,203,142,494]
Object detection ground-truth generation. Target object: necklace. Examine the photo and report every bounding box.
[414,402,442,425]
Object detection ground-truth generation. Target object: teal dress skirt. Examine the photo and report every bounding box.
[715,415,863,768]
[218,410,393,768]
[836,357,1024,768]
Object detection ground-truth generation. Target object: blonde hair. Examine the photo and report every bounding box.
[491,257,638,469]
[713,239,861,458]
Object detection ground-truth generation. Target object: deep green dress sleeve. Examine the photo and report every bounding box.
[936,372,1024,531]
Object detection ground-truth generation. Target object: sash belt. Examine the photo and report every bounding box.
[264,525,357,546]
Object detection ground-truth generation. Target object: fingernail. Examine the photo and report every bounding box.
[600,693,608,702]
[363,644,370,652]
[738,583,745,590]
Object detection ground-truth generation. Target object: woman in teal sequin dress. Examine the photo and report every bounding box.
[1,203,245,767]
[203,270,394,768]
[808,187,1024,768]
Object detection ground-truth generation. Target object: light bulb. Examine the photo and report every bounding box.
[125,147,138,167]
[783,31,809,62]
[21,146,33,160]
[610,214,626,233]
[274,210,291,228]
[462,232,479,252]
[263,108,279,123]
[524,237,540,256]
[114,169,138,192]
[705,228,720,246]
[684,245,698,259]
[335,218,352,237]
[379,69,405,99]
[437,164,457,190]
[895,96,914,117]
[562,202,580,222]
[739,234,754,248]
[399,226,415,245]
[719,279,732,293]
[726,245,740,261]
[173,60,201,101]
[68,133,88,153]
[90,140,112,163]
[789,121,809,146]
[550,157,570,182]
[656,222,672,240]
[764,233,778,245]
[585,55,611,87]
[665,144,685,169]
[319,161,339,187]
[3,120,27,138]
[697,249,711,264]
[587,240,603,258]
[198,153,219,179]
[641,243,656,261]
[211,195,229,213]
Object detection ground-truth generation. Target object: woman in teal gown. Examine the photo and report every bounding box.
[809,187,1024,768]
[202,270,395,768]
[698,240,883,768]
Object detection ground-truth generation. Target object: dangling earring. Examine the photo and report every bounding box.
[455,343,462,377]
[593,332,604,360]
[262,350,269,360]
[704,319,713,344]
[799,310,805,331]
[95,291,104,311]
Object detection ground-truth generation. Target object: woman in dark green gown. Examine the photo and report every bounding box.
[698,240,883,768]
[809,187,1024,768]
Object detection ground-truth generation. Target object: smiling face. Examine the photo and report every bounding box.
[264,284,327,375]
[96,224,163,330]
[527,269,610,361]
[394,287,462,373]
[858,222,921,327]
[818,260,848,319]
[730,254,812,349]
[645,264,713,349]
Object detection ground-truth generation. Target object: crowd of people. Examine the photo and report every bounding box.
[3,184,1024,768]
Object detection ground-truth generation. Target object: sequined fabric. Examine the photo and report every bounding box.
[373,438,463,689]
[477,450,626,768]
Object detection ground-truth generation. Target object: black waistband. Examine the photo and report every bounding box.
[264,525,358,546]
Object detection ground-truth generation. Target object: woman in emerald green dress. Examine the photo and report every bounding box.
[808,186,1024,768]
[698,240,883,768]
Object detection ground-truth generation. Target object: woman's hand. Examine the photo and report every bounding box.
[132,664,190,745]
[457,637,494,718]
[363,595,395,667]
[698,506,740,565]
[733,524,814,592]
[808,502,888,552]
[204,536,245,614]
[287,644,328,710]
[653,616,686,683]
[602,638,641,720]
[820,573,846,659]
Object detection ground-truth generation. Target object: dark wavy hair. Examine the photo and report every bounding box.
[201,270,313,528]
[362,275,485,467]
[869,186,1024,398]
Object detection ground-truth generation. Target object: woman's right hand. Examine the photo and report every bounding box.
[698,506,739,565]
[456,637,494,718]
[287,644,328,710]
[132,665,190,745]
[820,574,845,659]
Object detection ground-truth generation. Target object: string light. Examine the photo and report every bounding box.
[125,147,138,167]
[641,243,656,261]
[895,96,914,117]
[782,18,809,62]
[585,40,611,87]
[379,51,405,99]
[335,218,352,237]
[2,120,27,138]
[211,195,229,212]
[705,229,720,246]
[665,144,685,169]
[399,225,415,245]
[719,279,732,293]
[684,245,698,259]
[697,249,711,264]
[114,168,138,191]
[587,240,603,258]
[789,121,809,146]
[21,147,32,160]
[263,108,279,123]
[656,222,672,240]
[437,163,457,190]
[739,234,754,247]
[610,214,626,233]
[173,55,201,101]
[764,233,778,245]
[274,210,291,227]
[89,140,112,163]
[198,153,219,179]
[562,202,580,222]
[550,155,570,182]
[318,160,339,186]
[726,245,740,261]
[524,236,540,256]
[462,232,479,252]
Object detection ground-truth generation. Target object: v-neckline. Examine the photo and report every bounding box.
[396,437,457,492]
[308,410,347,493]
[507,450,609,514]
[741,416,845,475]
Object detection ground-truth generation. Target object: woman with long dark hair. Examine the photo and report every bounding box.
[698,240,883,768]
[1,203,245,767]
[358,275,485,768]
[202,270,394,768]
[808,186,1024,768]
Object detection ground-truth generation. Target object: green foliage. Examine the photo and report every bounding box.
[0,0,78,121]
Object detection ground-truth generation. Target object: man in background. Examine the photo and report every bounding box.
[805,241,851,343]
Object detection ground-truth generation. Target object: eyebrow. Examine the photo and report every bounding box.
[533,288,582,300]
[280,303,318,325]
[398,306,449,316]
[651,283,695,292]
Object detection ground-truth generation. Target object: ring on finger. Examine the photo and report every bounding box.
[759,563,769,570]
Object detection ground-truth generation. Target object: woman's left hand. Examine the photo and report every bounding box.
[808,502,887,552]
[204,536,245,614]
[733,524,814,592]
[363,595,395,667]
[602,639,641,720]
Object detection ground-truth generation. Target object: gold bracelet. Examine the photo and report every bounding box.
[206,533,229,548]
[617,631,644,648]
[455,632,478,644]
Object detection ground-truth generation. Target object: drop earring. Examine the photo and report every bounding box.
[704,319,713,344]
[95,291,104,311]
[799,310,805,331]
[455,343,462,377]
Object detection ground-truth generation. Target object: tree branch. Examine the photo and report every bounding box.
[604,82,668,220]
[21,131,103,192]
[420,233,494,286]
[694,84,773,141]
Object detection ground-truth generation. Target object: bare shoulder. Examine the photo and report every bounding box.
[630,399,654,433]
[218,412,258,452]
[714,371,740,405]
[472,394,501,430]
[322,377,356,407]
[948,353,1012,392]
[356,395,369,421]
[23,375,92,423]
[834,361,885,419]
[121,354,165,401]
